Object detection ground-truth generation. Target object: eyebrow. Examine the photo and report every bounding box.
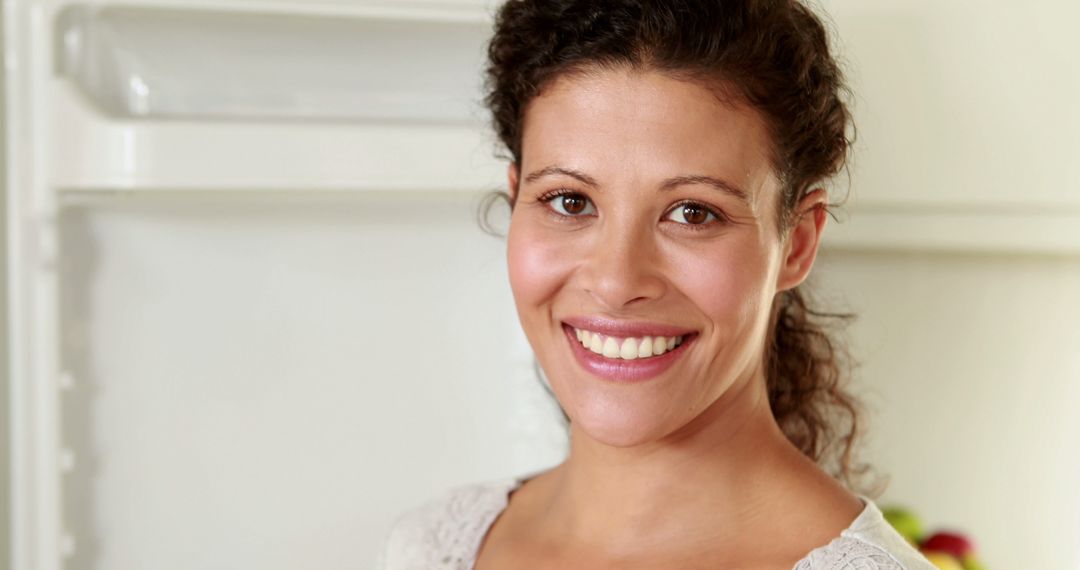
[524,165,600,189]
[524,165,751,206]
[658,174,751,206]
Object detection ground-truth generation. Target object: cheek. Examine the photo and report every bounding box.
[669,240,775,333]
[506,219,573,316]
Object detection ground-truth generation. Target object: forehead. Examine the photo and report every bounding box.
[520,67,779,208]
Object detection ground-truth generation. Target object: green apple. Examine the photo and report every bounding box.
[881,506,924,545]
[961,554,987,570]
[922,551,965,570]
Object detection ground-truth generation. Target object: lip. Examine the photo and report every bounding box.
[561,315,697,338]
[561,322,697,383]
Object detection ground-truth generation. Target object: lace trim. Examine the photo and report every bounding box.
[379,477,934,570]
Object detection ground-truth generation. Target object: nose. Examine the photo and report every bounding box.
[579,216,667,310]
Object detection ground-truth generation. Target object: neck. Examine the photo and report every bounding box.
[539,368,810,557]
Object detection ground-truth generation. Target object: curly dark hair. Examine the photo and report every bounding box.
[479,0,878,493]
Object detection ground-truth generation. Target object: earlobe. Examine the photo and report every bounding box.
[776,188,829,293]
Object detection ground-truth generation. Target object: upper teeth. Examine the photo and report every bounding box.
[573,328,684,360]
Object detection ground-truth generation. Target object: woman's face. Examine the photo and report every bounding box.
[506,67,821,447]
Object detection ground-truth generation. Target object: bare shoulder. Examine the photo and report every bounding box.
[771,452,868,549]
[771,452,936,569]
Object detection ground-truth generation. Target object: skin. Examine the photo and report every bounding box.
[475,66,863,569]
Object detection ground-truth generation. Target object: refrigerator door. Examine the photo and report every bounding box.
[5,1,566,569]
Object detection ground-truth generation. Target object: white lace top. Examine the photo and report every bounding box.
[375,473,938,570]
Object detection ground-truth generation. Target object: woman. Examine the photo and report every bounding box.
[380,0,936,568]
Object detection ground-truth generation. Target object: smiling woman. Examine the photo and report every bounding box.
[506,69,807,450]
[378,1,937,569]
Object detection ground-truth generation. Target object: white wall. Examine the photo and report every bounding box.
[0,8,12,567]
[820,0,1080,210]
[812,250,1080,570]
[816,0,1080,567]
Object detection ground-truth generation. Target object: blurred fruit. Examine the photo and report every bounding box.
[921,531,975,560]
[961,554,987,570]
[921,551,965,570]
[882,506,924,545]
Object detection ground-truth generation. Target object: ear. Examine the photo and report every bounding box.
[507,162,520,203]
[775,188,829,293]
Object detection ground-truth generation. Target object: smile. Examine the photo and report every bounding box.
[571,327,685,360]
[560,321,697,383]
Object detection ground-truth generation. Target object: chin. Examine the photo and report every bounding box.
[566,393,677,448]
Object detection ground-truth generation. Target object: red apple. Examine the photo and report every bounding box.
[921,531,975,560]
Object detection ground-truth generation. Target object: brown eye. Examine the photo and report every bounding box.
[543,192,596,216]
[562,195,587,214]
[664,202,719,226]
[681,204,708,224]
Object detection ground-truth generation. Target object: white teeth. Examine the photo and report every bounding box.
[572,327,686,361]
[589,333,603,354]
[637,337,653,358]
